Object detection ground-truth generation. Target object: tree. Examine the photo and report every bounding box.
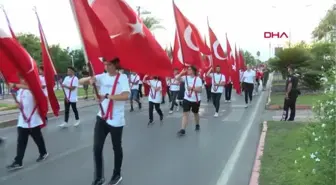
[140,10,164,31]
[242,50,256,66]
[17,33,42,64]
[312,4,336,41]
[69,49,86,71]
[49,45,72,73]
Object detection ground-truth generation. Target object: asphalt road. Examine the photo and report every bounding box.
[0,89,269,185]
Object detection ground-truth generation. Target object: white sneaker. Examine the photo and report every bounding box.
[214,113,219,117]
[59,122,68,128]
[169,110,173,114]
[228,100,231,103]
[74,120,80,127]
[176,106,180,111]
[245,104,248,108]
[225,100,228,103]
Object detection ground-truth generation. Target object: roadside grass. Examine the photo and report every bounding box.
[270,93,327,106]
[55,87,94,100]
[0,103,16,110]
[259,121,321,185]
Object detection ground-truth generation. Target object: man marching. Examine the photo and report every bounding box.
[206,65,226,117]
[59,66,80,128]
[79,58,130,185]
[6,75,49,171]
[38,66,48,121]
[129,72,142,112]
[168,69,181,114]
[175,66,203,136]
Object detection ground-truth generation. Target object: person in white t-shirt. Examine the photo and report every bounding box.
[242,65,256,107]
[38,66,49,122]
[138,77,143,98]
[129,72,142,112]
[79,58,130,185]
[59,67,80,127]
[169,69,181,113]
[206,65,226,117]
[175,66,203,136]
[143,75,164,125]
[6,75,49,171]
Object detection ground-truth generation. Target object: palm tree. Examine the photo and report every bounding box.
[139,9,165,31]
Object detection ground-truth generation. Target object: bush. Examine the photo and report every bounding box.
[293,66,335,185]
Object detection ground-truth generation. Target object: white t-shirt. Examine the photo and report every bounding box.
[147,79,162,104]
[129,74,140,90]
[95,73,130,127]
[239,70,244,82]
[39,75,48,96]
[178,76,202,102]
[209,73,225,93]
[17,89,43,128]
[169,78,180,91]
[62,76,79,102]
[243,70,256,84]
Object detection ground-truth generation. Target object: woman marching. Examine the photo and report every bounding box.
[79,58,130,185]
[242,64,256,108]
[143,75,164,125]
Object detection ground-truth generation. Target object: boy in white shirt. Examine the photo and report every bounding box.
[143,75,164,125]
[169,69,181,113]
[206,65,226,117]
[6,75,48,171]
[79,58,130,185]
[175,66,203,136]
[59,67,80,127]
[129,72,142,112]
[38,66,48,122]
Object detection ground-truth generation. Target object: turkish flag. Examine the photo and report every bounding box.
[90,0,172,76]
[173,2,207,68]
[36,12,60,116]
[208,26,230,78]
[226,37,240,94]
[172,31,185,70]
[72,0,118,74]
[0,28,48,127]
[239,49,246,70]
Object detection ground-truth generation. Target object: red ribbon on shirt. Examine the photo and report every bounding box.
[103,73,120,120]
[20,90,37,128]
[149,80,159,99]
[186,77,198,102]
[129,75,138,89]
[66,76,75,102]
[212,73,222,92]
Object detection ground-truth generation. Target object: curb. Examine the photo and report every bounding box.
[249,121,268,185]
[266,104,312,110]
[0,103,97,128]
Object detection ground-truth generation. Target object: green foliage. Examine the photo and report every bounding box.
[242,50,256,66]
[312,4,336,41]
[140,10,164,31]
[16,33,86,73]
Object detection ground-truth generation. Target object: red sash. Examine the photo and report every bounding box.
[171,79,179,85]
[130,75,138,89]
[212,73,222,92]
[149,80,159,99]
[20,90,37,128]
[186,77,198,102]
[103,73,120,120]
[66,76,75,102]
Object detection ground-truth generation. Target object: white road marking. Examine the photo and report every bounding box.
[216,74,273,185]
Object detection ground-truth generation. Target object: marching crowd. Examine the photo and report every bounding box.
[0,58,269,185]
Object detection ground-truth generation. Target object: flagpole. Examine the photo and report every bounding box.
[68,0,104,112]
[206,17,215,81]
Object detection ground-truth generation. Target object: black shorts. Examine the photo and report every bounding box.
[183,99,201,113]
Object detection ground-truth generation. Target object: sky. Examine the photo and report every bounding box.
[0,0,334,61]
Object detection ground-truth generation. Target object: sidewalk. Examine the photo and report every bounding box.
[0,99,97,128]
[262,110,316,122]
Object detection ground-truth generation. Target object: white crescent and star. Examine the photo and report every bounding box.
[183,25,199,51]
[212,40,226,60]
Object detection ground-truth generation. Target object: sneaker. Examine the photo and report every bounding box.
[59,122,68,128]
[0,137,5,145]
[74,120,80,127]
[228,100,231,103]
[225,100,228,103]
[169,110,173,114]
[109,174,122,185]
[176,106,180,111]
[138,103,142,109]
[245,104,248,108]
[195,124,200,131]
[177,129,186,136]
[130,108,134,112]
[6,161,23,171]
[160,116,164,124]
[214,112,219,117]
[148,120,154,126]
[91,178,105,185]
[36,153,49,162]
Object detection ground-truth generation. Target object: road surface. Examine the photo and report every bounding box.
[0,90,268,185]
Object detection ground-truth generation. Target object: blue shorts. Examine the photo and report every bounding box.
[130,89,139,100]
